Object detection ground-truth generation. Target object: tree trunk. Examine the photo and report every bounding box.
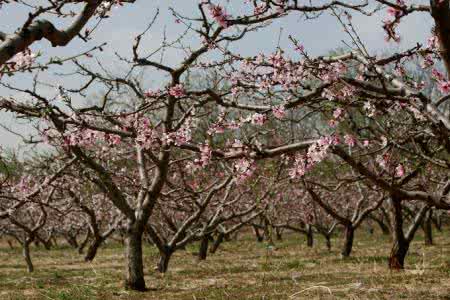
[210,232,224,254]
[389,239,409,270]
[124,227,146,291]
[306,225,314,247]
[423,210,433,246]
[432,212,442,232]
[263,218,274,247]
[84,237,103,262]
[52,236,58,247]
[372,216,390,235]
[23,240,34,273]
[253,225,264,242]
[157,248,173,273]
[341,225,354,258]
[388,197,407,270]
[275,228,283,241]
[41,238,52,250]
[65,235,78,249]
[198,235,210,261]
[325,235,331,251]
[7,240,14,250]
[78,230,91,254]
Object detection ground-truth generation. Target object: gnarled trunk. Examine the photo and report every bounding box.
[124,227,146,291]
[341,225,354,258]
[389,239,409,270]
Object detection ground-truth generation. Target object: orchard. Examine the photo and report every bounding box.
[0,1,449,299]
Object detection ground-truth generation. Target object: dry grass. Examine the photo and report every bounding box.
[0,228,449,300]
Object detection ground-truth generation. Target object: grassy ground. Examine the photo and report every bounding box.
[0,228,449,300]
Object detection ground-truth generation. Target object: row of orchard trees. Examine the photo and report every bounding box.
[0,0,449,291]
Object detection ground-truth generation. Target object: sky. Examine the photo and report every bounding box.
[0,0,432,152]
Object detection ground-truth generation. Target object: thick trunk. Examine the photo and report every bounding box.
[210,232,224,254]
[253,225,264,242]
[423,210,433,246]
[23,241,34,273]
[157,248,173,273]
[389,239,409,270]
[198,235,209,261]
[306,225,313,248]
[84,237,103,262]
[341,225,354,258]
[124,228,146,291]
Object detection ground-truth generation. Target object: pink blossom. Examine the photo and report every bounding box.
[395,164,405,177]
[209,4,229,28]
[376,154,390,169]
[272,105,286,119]
[108,134,122,145]
[421,55,434,69]
[363,102,376,117]
[289,155,307,178]
[386,7,402,18]
[427,35,439,50]
[333,108,344,119]
[294,44,305,52]
[7,49,36,71]
[250,113,266,125]
[168,84,186,98]
[136,118,159,149]
[432,69,445,81]
[144,89,161,98]
[254,3,266,15]
[344,134,356,147]
[198,143,212,167]
[234,158,255,182]
[189,143,212,171]
[207,123,225,135]
[438,81,450,94]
